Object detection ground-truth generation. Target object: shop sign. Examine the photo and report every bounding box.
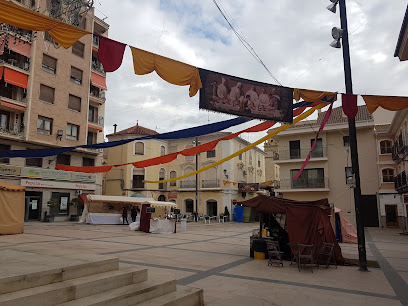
[168,193,178,198]
[71,172,96,182]
[21,179,96,190]
[20,167,96,183]
[0,165,21,176]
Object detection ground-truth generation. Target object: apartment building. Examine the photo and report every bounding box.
[0,0,108,220]
[104,123,266,217]
[264,105,379,227]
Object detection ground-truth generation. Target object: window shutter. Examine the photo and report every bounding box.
[42,54,57,69]
[39,84,55,103]
[68,94,81,112]
[71,67,83,81]
[72,42,85,57]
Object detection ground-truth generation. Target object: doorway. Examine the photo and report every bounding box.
[207,200,217,216]
[385,205,399,228]
[24,191,43,221]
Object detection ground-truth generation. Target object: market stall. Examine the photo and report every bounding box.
[0,182,26,234]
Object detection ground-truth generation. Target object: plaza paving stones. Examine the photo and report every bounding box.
[1,221,407,305]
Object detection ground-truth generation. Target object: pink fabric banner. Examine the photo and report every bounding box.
[97,35,126,72]
[292,104,333,181]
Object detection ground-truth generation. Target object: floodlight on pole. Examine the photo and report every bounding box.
[330,39,341,48]
[326,2,338,13]
[332,27,344,40]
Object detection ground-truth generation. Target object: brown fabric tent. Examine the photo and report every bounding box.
[0,182,26,235]
[236,195,344,264]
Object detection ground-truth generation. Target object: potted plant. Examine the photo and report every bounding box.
[224,206,230,222]
[45,199,59,222]
[69,198,82,221]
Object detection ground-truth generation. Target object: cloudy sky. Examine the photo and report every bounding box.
[94,0,408,146]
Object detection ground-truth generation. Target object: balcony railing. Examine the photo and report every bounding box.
[93,34,99,47]
[0,23,33,41]
[88,115,104,126]
[392,132,408,162]
[131,180,145,189]
[0,123,24,137]
[274,147,327,161]
[0,57,30,71]
[92,62,105,75]
[89,90,106,101]
[275,178,329,190]
[180,180,196,188]
[202,179,219,188]
[395,170,408,193]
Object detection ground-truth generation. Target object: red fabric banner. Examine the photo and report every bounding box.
[342,93,357,120]
[292,104,333,181]
[56,164,113,173]
[98,35,126,73]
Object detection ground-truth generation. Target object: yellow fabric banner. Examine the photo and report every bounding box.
[362,95,408,113]
[144,104,325,184]
[130,46,202,97]
[294,88,337,103]
[0,0,90,48]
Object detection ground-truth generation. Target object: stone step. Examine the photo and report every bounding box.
[58,277,177,306]
[137,285,203,306]
[0,267,148,306]
[0,251,119,295]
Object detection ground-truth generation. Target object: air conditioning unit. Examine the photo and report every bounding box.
[243,170,247,176]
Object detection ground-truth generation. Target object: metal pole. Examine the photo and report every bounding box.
[338,0,367,271]
[195,137,199,222]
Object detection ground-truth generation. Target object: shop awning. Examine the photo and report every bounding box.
[7,35,31,58]
[91,72,107,91]
[3,67,28,89]
[86,195,154,204]
[1,100,26,111]
[0,67,3,79]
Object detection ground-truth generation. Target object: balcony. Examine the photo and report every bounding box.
[92,34,99,48]
[89,90,106,103]
[395,170,408,193]
[392,133,408,162]
[275,178,329,192]
[180,180,196,189]
[273,147,327,162]
[88,115,104,126]
[91,61,105,76]
[202,179,220,188]
[131,180,145,189]
[0,123,24,138]
[0,23,33,41]
[0,57,30,72]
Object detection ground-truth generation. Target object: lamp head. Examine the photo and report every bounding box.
[326,2,338,13]
[331,27,343,40]
[330,39,341,48]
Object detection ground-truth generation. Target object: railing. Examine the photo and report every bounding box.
[392,132,408,162]
[0,23,33,41]
[131,180,145,189]
[395,170,407,193]
[89,90,106,101]
[158,182,167,190]
[180,180,196,188]
[92,62,105,75]
[0,123,24,137]
[92,34,99,47]
[0,93,27,104]
[274,147,327,160]
[275,178,329,190]
[88,115,104,125]
[0,57,30,71]
[202,179,219,188]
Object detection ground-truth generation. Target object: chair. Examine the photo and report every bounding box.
[318,242,337,269]
[204,215,216,224]
[297,244,316,272]
[266,240,284,267]
[288,243,299,266]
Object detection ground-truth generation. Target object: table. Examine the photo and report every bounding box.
[150,218,175,234]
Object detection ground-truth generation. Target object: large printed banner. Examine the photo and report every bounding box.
[199,68,294,123]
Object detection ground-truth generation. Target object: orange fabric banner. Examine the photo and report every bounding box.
[362,95,408,113]
[56,164,113,173]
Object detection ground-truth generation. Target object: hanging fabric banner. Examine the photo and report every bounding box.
[294,88,337,103]
[199,68,294,123]
[342,94,357,120]
[362,95,408,113]
[292,104,333,181]
[98,35,126,72]
[0,0,90,48]
[130,46,202,97]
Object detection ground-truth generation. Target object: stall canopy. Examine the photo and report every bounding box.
[0,182,26,234]
[236,195,344,264]
[335,207,358,244]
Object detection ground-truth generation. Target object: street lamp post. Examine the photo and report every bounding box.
[331,0,368,271]
[194,137,200,221]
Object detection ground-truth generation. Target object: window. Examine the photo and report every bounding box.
[88,106,97,122]
[170,171,177,186]
[0,144,10,164]
[311,138,323,158]
[382,168,394,183]
[158,168,166,189]
[66,123,79,140]
[56,154,71,166]
[25,156,42,167]
[70,66,83,85]
[345,167,353,184]
[289,140,301,159]
[37,116,52,135]
[82,157,94,167]
[185,144,194,161]
[132,175,144,188]
[87,131,96,145]
[72,41,85,57]
[160,146,166,156]
[39,84,55,104]
[239,154,242,160]
[343,136,350,147]
[169,145,178,154]
[249,153,252,165]
[135,142,144,155]
[290,168,325,189]
[185,199,194,213]
[51,192,70,215]
[380,140,392,154]
[42,54,57,74]
[68,94,81,112]
[258,158,261,167]
[207,149,216,158]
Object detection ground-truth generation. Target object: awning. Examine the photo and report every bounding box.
[91,72,107,91]
[88,124,103,132]
[143,200,177,207]
[3,67,28,89]
[7,35,31,58]
[86,194,154,204]
[0,67,3,79]
[1,100,26,111]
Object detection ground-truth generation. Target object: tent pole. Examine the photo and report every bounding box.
[260,213,263,238]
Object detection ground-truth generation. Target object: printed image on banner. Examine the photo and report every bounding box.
[238,183,259,192]
[199,68,293,123]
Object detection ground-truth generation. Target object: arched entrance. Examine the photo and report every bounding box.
[158,195,166,201]
[207,200,217,216]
